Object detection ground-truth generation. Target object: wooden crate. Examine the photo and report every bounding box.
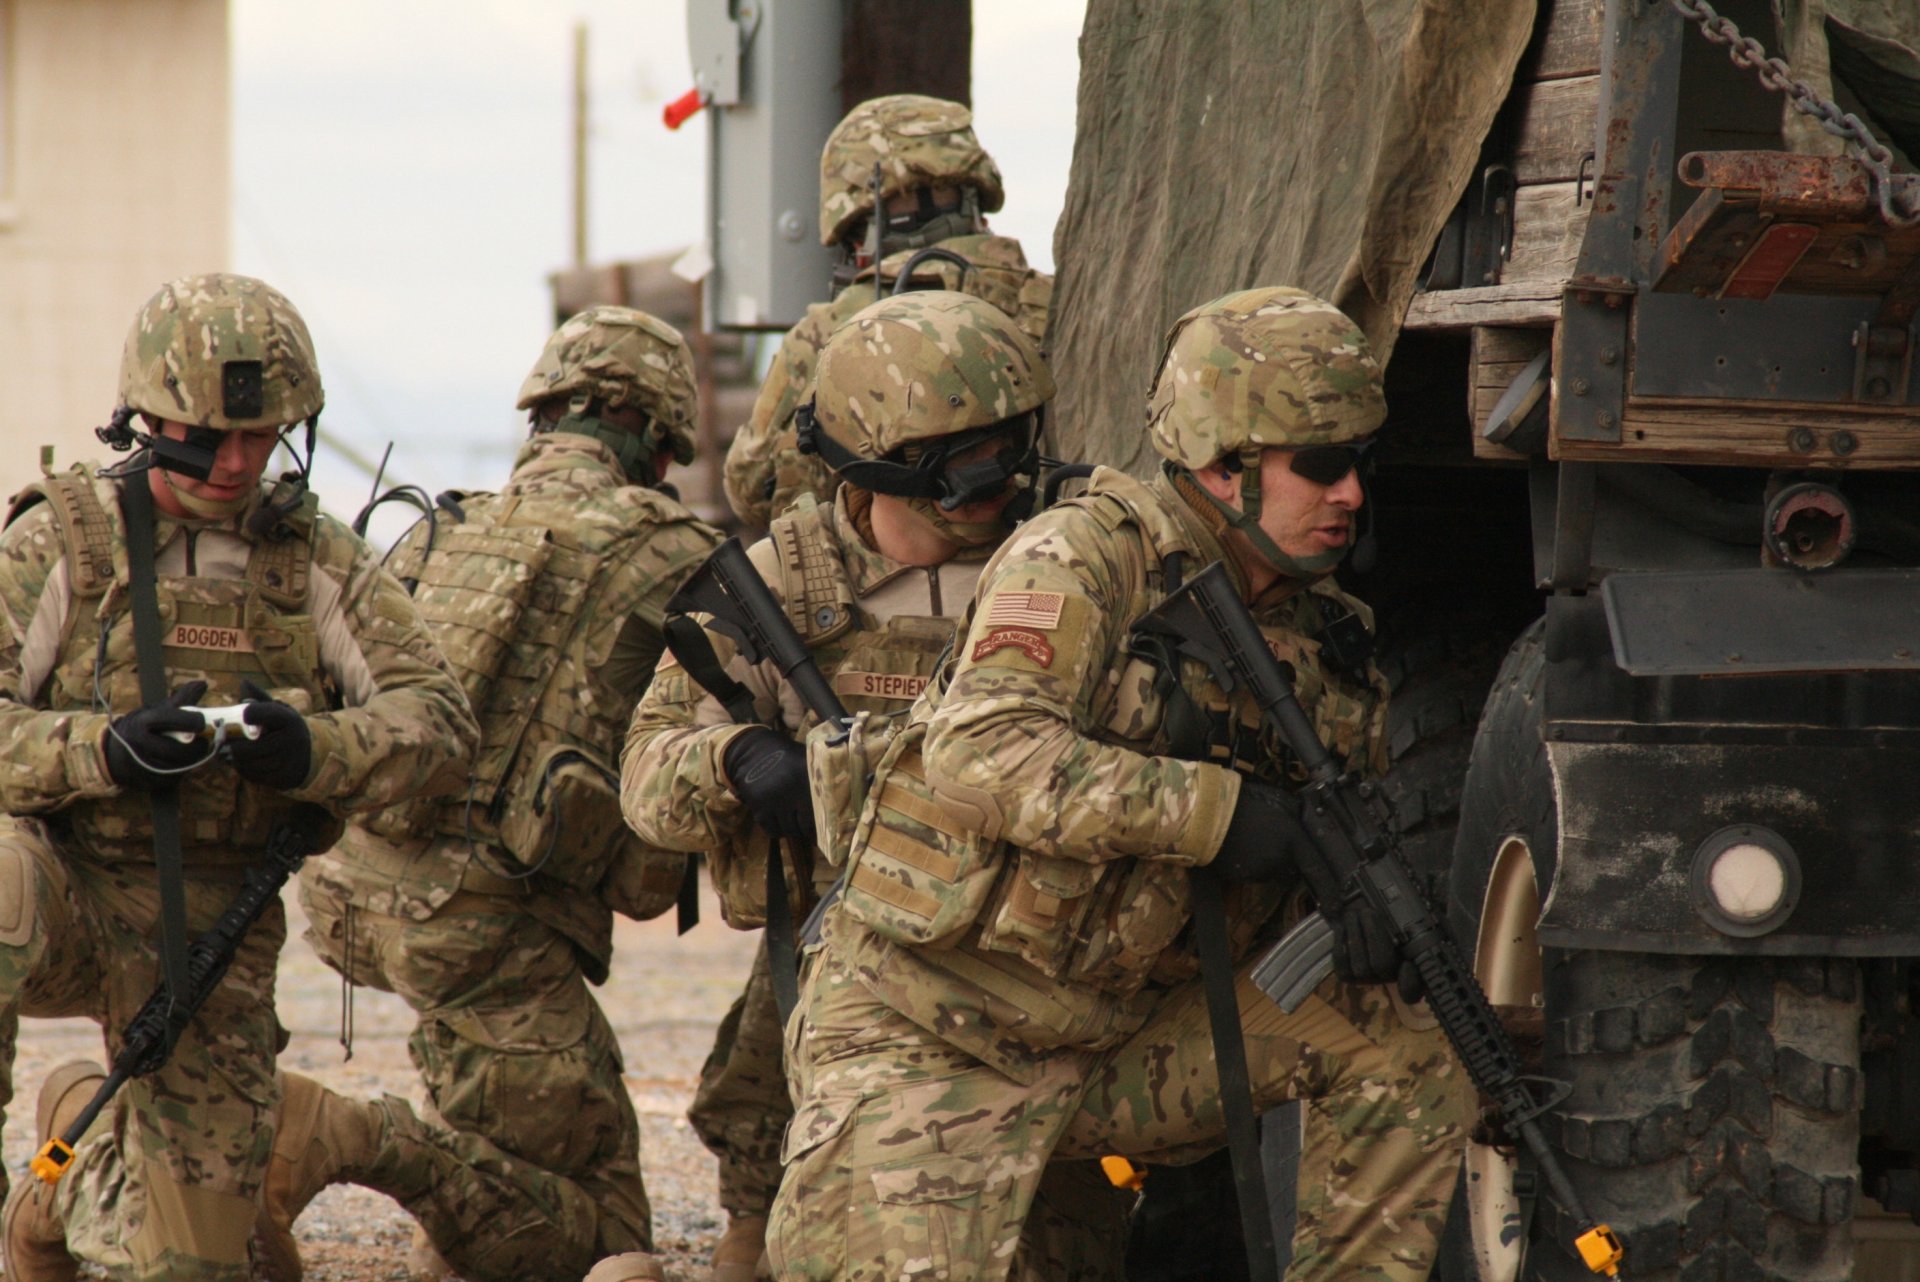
[1470,326,1553,461]
[1405,0,1601,333]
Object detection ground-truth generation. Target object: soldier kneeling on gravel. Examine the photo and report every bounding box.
[287,306,722,1282]
[609,290,1130,1282]
[721,92,1051,531]
[769,288,1475,1282]
[0,273,477,1282]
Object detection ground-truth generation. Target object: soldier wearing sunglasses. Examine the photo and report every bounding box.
[768,287,1469,1282]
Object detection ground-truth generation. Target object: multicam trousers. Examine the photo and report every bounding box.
[769,931,1472,1282]
[0,818,283,1282]
[697,935,1132,1277]
[298,879,652,1256]
[688,937,792,1220]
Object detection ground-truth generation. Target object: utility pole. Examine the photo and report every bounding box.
[840,1,971,110]
[572,22,589,266]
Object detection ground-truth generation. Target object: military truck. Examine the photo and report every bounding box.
[1050,1,1920,1279]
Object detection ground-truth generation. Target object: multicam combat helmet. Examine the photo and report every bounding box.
[818,94,1006,249]
[1147,286,1386,577]
[104,273,326,522]
[800,290,1052,544]
[118,273,325,430]
[516,306,699,478]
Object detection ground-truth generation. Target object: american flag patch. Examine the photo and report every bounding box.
[983,591,1065,629]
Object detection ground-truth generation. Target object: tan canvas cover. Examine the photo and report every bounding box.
[1047,0,1536,472]
[1781,1,1920,166]
[1048,1,1920,475]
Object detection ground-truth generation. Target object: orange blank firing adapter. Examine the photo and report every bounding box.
[31,1137,74,1184]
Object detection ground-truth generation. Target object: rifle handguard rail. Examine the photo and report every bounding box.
[33,809,327,1185]
[1136,562,1623,1278]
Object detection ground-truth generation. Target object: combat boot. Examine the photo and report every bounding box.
[3,1059,104,1282]
[310,1090,600,1282]
[405,1222,454,1282]
[708,1214,771,1282]
[584,1250,667,1282]
[255,1071,383,1282]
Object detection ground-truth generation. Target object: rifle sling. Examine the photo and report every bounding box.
[1147,549,1280,1280]
[663,612,803,1007]
[676,856,700,936]
[1191,871,1282,1281]
[664,615,759,726]
[765,837,800,1022]
[119,471,193,1048]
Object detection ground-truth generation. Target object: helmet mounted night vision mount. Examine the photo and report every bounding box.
[796,402,1043,517]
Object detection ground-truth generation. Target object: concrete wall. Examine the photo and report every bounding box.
[0,0,230,488]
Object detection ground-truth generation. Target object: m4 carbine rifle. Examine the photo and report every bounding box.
[666,537,852,736]
[664,537,851,1018]
[31,805,328,1184]
[1134,561,1624,1279]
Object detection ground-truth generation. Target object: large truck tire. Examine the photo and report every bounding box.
[1441,623,1864,1282]
[1126,616,1503,1281]
[1374,620,1509,885]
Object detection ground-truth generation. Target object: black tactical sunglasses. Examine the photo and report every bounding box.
[1284,437,1375,486]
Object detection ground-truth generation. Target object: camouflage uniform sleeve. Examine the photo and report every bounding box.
[620,536,806,851]
[1295,583,1391,780]
[0,505,120,812]
[289,515,478,812]
[922,512,1240,867]
[595,515,723,701]
[722,305,839,528]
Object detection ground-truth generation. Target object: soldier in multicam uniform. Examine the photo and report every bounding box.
[720,93,1053,530]
[616,291,1127,1282]
[285,306,722,1282]
[0,273,480,1281]
[769,287,1475,1282]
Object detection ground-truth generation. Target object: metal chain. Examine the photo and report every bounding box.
[1667,0,1920,227]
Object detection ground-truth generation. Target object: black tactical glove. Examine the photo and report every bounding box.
[1218,775,1425,1002]
[225,680,313,791]
[1208,777,1311,885]
[104,680,211,790]
[722,726,815,844]
[1331,895,1426,1004]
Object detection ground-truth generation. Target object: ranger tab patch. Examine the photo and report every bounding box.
[972,627,1055,668]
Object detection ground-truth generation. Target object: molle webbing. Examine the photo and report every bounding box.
[248,498,318,610]
[11,470,120,597]
[392,488,684,860]
[470,539,600,796]
[768,503,856,645]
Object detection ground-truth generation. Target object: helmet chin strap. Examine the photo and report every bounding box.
[1169,458,1346,582]
[830,189,984,296]
[154,465,254,519]
[903,492,1017,547]
[548,393,675,484]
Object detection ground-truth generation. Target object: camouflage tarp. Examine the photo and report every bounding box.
[1782,1,1920,165]
[1046,0,1535,471]
[1048,0,1920,474]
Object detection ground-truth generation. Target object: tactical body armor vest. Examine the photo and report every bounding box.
[728,234,1054,528]
[837,469,1387,1056]
[6,466,341,863]
[851,234,1052,349]
[707,495,981,925]
[364,467,704,913]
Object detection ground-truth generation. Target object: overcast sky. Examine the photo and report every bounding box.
[230,2,1084,523]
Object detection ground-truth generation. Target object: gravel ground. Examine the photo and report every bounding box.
[9,876,759,1282]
